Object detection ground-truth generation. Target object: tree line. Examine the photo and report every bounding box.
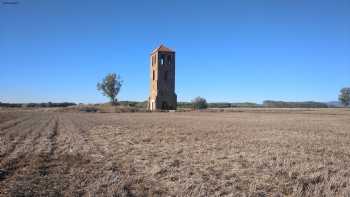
[262,101,328,108]
[0,102,76,108]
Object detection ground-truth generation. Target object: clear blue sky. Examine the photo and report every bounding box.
[1,0,349,103]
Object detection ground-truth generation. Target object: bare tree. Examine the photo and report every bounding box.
[97,73,123,105]
[339,87,350,107]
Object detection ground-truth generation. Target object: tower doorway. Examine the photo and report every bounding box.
[161,101,168,110]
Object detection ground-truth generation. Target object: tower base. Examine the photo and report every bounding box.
[148,94,177,111]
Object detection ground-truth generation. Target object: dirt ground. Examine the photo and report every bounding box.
[0,108,350,197]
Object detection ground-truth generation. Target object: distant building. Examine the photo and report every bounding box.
[148,45,177,111]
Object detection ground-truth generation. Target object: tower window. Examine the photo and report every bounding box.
[153,70,155,80]
[160,55,164,65]
[167,56,171,65]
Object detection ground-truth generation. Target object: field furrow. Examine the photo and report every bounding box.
[0,109,349,196]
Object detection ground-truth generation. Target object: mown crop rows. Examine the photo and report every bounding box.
[0,108,349,196]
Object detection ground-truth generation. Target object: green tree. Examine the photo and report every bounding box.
[192,96,208,109]
[339,87,350,107]
[97,73,123,105]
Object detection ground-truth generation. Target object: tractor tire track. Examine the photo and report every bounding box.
[0,114,59,196]
[0,114,53,193]
[0,116,45,159]
[0,116,32,135]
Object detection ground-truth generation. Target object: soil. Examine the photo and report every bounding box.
[0,108,350,196]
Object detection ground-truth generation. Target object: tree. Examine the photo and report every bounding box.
[191,96,208,109]
[339,87,350,107]
[97,73,123,105]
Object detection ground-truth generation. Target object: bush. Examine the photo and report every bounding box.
[191,97,208,109]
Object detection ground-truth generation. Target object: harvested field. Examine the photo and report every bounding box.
[0,108,350,196]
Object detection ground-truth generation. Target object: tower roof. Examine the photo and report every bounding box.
[152,45,174,53]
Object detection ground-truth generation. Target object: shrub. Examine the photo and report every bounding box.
[191,97,208,109]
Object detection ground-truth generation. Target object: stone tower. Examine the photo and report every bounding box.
[148,45,177,111]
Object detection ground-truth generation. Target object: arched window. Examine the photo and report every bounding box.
[153,70,155,80]
[160,56,164,65]
[167,55,171,65]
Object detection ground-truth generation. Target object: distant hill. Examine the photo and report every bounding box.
[326,101,343,107]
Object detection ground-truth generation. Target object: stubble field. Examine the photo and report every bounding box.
[0,108,350,196]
